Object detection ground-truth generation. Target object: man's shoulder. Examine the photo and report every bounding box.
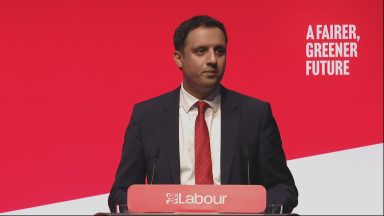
[134,87,180,111]
[223,88,274,120]
[223,87,269,108]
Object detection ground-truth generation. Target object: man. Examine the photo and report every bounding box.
[108,15,298,213]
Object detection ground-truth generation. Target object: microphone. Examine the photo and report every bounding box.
[150,146,161,184]
[242,145,251,185]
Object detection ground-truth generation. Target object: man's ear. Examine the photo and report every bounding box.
[173,50,183,70]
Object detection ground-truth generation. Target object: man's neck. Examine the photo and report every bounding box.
[182,84,220,100]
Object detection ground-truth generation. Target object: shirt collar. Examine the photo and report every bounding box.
[180,83,221,113]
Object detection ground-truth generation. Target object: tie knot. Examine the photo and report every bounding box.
[196,101,209,113]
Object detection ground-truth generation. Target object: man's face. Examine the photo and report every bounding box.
[174,26,227,98]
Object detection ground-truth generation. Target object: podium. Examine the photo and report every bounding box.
[127,185,266,213]
[96,184,294,215]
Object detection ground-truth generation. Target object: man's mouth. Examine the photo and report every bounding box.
[203,70,217,73]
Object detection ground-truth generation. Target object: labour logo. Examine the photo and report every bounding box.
[165,193,178,204]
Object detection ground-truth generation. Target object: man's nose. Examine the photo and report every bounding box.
[206,49,217,65]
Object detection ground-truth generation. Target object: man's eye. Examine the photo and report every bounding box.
[215,49,226,55]
[196,49,206,54]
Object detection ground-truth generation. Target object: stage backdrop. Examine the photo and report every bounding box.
[0,0,382,215]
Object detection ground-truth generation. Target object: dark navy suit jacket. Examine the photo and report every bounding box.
[108,86,298,213]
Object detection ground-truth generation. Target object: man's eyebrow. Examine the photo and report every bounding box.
[192,45,208,49]
[214,45,226,49]
[191,46,209,51]
[192,45,226,49]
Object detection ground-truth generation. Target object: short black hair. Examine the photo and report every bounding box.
[173,15,228,51]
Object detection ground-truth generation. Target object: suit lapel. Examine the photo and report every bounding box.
[161,88,181,184]
[220,87,240,184]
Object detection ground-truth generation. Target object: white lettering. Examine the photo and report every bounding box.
[167,193,227,205]
[315,24,357,40]
[306,60,350,76]
[305,42,358,58]
[306,25,314,40]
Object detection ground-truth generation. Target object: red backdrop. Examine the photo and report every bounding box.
[0,0,382,212]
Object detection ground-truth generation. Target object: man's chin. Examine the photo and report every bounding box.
[200,81,220,91]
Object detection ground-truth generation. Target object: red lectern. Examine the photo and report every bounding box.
[95,184,290,216]
[128,185,266,214]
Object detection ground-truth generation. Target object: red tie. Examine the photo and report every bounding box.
[195,101,213,184]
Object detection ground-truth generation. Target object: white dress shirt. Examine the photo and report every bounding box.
[179,84,221,185]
